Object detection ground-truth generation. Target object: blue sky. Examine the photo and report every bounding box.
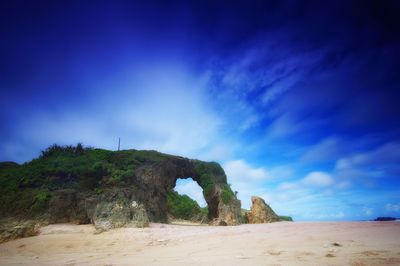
[1,1,400,221]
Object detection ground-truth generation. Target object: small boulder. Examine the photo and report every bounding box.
[245,196,280,224]
[0,218,47,243]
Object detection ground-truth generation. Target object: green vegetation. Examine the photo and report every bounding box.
[40,143,86,158]
[193,160,227,200]
[220,184,234,204]
[0,143,233,218]
[279,216,293,221]
[203,183,213,196]
[166,190,204,220]
[0,144,173,217]
[194,161,225,185]
[241,209,248,223]
[200,206,208,217]
[31,189,54,215]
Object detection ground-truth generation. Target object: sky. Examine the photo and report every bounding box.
[1,0,400,221]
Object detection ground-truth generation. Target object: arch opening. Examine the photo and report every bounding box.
[147,158,241,225]
[175,178,207,208]
[167,177,208,222]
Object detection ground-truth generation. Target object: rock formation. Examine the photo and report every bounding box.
[0,146,242,242]
[245,196,280,224]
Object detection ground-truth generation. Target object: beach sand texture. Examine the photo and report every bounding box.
[1,221,400,265]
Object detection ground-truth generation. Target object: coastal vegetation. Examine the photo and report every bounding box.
[279,216,293,221]
[167,189,206,220]
[0,144,236,221]
[0,144,183,217]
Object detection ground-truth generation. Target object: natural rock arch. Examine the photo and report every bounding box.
[0,147,242,236]
[46,154,242,229]
[136,157,242,225]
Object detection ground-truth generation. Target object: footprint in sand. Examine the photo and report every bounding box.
[266,250,283,256]
[360,250,389,256]
[301,252,315,256]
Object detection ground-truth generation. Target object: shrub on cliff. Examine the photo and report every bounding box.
[0,143,173,217]
[220,184,234,204]
[279,216,293,221]
[167,190,204,220]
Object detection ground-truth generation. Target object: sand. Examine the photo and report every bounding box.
[1,221,400,265]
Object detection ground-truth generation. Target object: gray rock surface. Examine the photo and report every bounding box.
[93,189,149,231]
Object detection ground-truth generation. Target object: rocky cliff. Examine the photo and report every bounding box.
[244,196,280,224]
[0,145,241,242]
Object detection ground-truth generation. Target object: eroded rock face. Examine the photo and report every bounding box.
[48,189,97,224]
[47,188,149,231]
[207,183,242,226]
[46,157,241,230]
[0,218,48,244]
[133,158,242,226]
[245,196,280,224]
[0,152,242,243]
[93,189,149,231]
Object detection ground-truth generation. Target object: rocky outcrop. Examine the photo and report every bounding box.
[47,188,149,231]
[245,196,280,224]
[0,218,48,244]
[0,148,242,242]
[210,183,242,226]
[48,189,97,224]
[121,157,242,226]
[92,189,149,231]
[44,157,242,230]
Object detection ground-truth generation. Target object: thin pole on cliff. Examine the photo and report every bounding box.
[118,137,120,151]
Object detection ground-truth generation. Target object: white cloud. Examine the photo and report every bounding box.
[222,160,273,209]
[230,181,269,209]
[197,144,235,162]
[386,203,400,213]
[261,71,301,105]
[266,114,305,139]
[336,181,352,190]
[117,70,222,157]
[332,142,400,188]
[223,160,270,182]
[301,172,334,187]
[278,182,298,190]
[260,194,272,204]
[7,65,232,163]
[300,137,343,163]
[335,142,400,170]
[239,115,260,131]
[269,166,294,180]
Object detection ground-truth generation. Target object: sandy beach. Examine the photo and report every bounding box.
[1,221,400,265]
